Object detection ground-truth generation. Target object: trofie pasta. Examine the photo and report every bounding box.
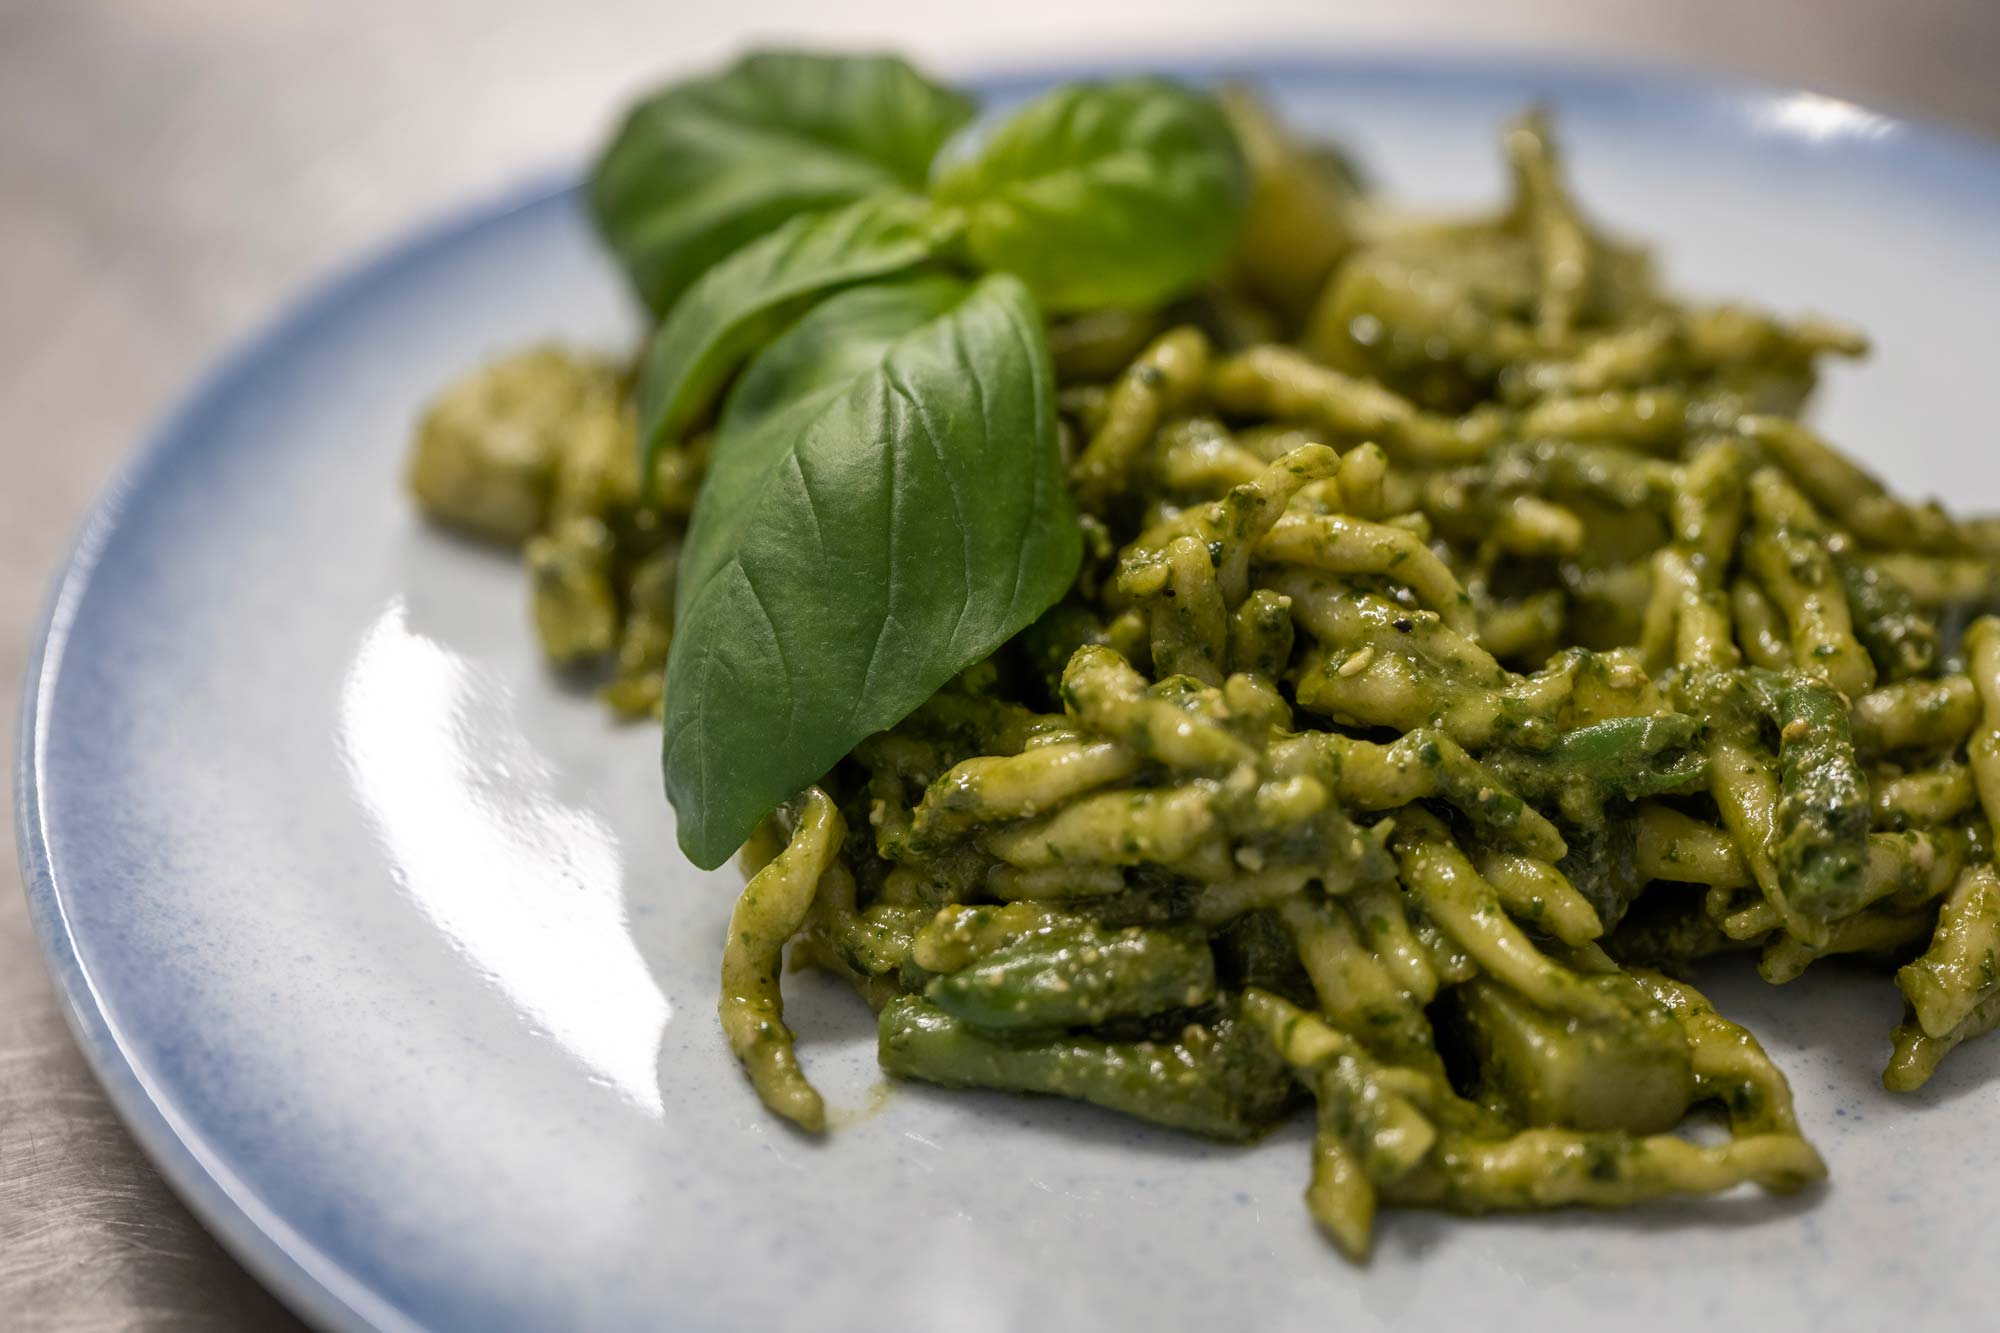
[407,64,2000,1260]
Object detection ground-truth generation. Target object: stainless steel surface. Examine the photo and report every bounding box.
[3,1,1996,1327]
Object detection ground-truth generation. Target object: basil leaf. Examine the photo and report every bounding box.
[933,79,1248,312]
[591,50,975,315]
[663,274,1079,867]
[634,193,956,473]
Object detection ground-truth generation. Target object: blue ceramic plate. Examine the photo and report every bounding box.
[18,54,2000,1333]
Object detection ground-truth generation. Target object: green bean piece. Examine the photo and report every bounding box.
[526,515,620,664]
[1717,828,1964,940]
[1451,972,1694,1133]
[1481,714,1709,828]
[1897,864,2000,1040]
[1070,326,1211,505]
[926,920,1217,1032]
[1767,675,1872,926]
[1676,670,1865,946]
[1674,674,1799,937]
[719,789,842,1132]
[877,995,1296,1141]
[1838,558,1937,681]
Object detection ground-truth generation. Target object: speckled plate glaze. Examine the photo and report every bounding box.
[17,53,2000,1333]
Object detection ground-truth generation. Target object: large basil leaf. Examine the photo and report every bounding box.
[591,50,975,315]
[933,79,1248,312]
[663,274,1079,867]
[634,193,959,473]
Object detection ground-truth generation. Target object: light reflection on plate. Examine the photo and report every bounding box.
[1756,92,1897,145]
[339,598,669,1114]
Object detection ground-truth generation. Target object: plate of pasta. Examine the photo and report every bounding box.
[19,48,2000,1333]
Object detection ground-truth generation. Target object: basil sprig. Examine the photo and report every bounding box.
[665,275,1079,868]
[592,51,975,316]
[633,193,958,453]
[933,79,1249,311]
[589,51,1247,867]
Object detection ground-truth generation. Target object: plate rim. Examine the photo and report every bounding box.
[14,47,2000,1333]
[12,164,581,1333]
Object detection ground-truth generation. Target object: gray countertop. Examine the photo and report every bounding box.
[4,1,1996,1327]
